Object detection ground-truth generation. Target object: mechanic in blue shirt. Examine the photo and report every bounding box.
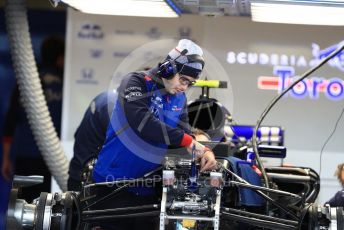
[326,163,344,207]
[93,39,216,188]
[89,40,217,230]
[67,93,216,192]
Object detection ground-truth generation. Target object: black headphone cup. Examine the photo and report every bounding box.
[158,52,204,80]
[158,59,177,79]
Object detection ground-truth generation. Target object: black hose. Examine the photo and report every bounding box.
[252,42,344,191]
[5,0,68,191]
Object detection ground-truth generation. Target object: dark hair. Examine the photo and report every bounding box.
[191,128,211,141]
[41,36,65,67]
[335,163,344,186]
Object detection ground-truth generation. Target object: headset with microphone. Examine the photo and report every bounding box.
[157,48,205,80]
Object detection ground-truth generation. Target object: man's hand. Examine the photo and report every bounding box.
[199,151,217,172]
[186,140,217,172]
[186,140,205,156]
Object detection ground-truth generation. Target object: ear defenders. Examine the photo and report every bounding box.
[157,59,178,80]
[157,49,204,80]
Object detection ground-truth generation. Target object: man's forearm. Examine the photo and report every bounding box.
[2,137,13,181]
[2,137,12,160]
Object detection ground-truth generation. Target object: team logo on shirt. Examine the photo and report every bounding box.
[124,86,143,101]
[150,95,163,117]
[172,105,182,111]
[151,95,163,109]
[125,86,141,92]
[125,91,142,101]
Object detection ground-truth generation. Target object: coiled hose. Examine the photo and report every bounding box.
[5,0,68,191]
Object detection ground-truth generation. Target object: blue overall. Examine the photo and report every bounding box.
[93,75,186,195]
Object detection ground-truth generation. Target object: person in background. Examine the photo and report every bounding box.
[0,106,10,230]
[1,35,65,202]
[68,67,153,191]
[325,163,344,207]
[67,91,116,191]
